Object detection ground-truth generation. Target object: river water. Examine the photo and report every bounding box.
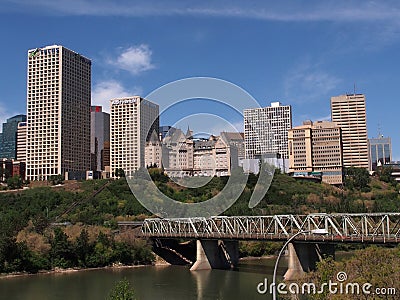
[0,257,282,300]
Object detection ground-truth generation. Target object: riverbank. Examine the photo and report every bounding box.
[0,263,153,280]
[1,250,357,280]
[239,255,275,261]
[0,255,274,279]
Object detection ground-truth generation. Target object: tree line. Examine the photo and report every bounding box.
[1,224,154,274]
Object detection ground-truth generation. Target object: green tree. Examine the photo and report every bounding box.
[75,229,91,267]
[49,174,64,185]
[295,247,400,300]
[107,278,135,300]
[344,167,371,191]
[115,169,125,178]
[87,232,114,267]
[376,166,397,186]
[7,175,22,190]
[50,227,76,268]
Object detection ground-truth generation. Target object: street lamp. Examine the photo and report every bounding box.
[272,228,328,300]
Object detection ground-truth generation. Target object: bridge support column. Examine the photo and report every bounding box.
[190,240,239,271]
[284,243,335,281]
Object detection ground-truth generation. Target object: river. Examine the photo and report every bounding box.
[0,252,355,300]
[0,257,282,300]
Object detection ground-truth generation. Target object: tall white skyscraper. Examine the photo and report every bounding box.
[331,94,369,169]
[110,96,159,178]
[26,45,91,181]
[244,102,292,159]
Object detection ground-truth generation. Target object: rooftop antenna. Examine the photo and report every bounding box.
[353,83,356,95]
[378,123,382,138]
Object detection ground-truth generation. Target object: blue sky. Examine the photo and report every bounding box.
[0,1,400,158]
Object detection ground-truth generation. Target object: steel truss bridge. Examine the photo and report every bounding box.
[138,213,400,243]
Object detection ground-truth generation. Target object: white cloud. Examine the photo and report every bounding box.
[91,80,142,112]
[107,45,155,75]
[284,62,342,103]
[4,0,400,23]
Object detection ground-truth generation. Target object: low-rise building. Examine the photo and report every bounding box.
[145,130,162,168]
[162,128,194,177]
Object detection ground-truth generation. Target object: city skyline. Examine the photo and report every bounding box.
[1,1,400,159]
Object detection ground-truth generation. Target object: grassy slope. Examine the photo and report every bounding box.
[1,172,399,229]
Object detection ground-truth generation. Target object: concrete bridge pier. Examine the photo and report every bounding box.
[190,240,239,271]
[284,242,335,281]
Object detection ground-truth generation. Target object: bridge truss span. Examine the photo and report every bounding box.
[141,213,400,243]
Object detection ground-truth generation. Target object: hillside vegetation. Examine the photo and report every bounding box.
[1,168,399,274]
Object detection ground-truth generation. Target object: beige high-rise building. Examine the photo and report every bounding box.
[110,96,159,178]
[331,94,369,169]
[16,121,27,162]
[26,45,91,181]
[288,120,343,185]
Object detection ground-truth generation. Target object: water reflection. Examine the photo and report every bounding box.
[0,256,305,300]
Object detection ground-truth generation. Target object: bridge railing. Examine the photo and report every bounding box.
[140,213,400,242]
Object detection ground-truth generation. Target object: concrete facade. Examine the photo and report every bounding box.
[331,94,369,169]
[288,120,343,185]
[284,242,335,280]
[16,121,27,163]
[145,130,162,168]
[220,132,245,169]
[110,96,159,178]
[190,240,239,271]
[163,131,235,177]
[162,128,194,177]
[26,45,91,181]
[244,102,292,160]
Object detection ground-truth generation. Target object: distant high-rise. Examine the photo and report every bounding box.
[16,121,27,162]
[110,96,159,178]
[244,102,292,159]
[0,114,26,159]
[101,141,110,171]
[288,120,343,185]
[26,45,91,181]
[90,106,110,172]
[369,136,391,171]
[331,94,369,169]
